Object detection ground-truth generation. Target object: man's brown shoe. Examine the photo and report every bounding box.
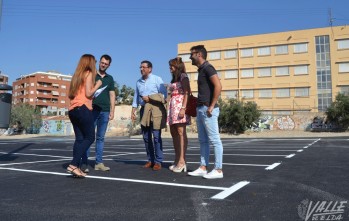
[152,163,162,171]
[143,161,153,168]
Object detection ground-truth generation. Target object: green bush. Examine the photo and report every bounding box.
[10,103,42,134]
[218,98,261,134]
[326,93,349,131]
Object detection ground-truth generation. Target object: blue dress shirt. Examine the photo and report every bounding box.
[132,73,167,108]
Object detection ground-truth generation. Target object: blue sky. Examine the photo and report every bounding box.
[0,0,348,89]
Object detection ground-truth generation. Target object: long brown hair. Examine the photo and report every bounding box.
[169,57,186,83]
[68,54,97,99]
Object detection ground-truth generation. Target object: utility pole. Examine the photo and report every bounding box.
[328,8,334,26]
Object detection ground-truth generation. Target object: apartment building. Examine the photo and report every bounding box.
[12,71,72,115]
[178,25,349,114]
[0,72,9,85]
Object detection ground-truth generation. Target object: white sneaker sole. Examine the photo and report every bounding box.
[187,172,207,177]
[203,175,223,179]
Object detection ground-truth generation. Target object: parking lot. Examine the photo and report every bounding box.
[0,135,348,220]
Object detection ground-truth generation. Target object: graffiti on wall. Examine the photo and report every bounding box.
[249,115,297,131]
[40,120,66,134]
[276,116,295,130]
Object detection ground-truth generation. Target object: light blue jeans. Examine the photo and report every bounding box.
[83,110,109,165]
[93,111,109,164]
[196,106,223,169]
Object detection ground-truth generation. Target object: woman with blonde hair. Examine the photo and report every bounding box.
[67,54,102,178]
[167,57,190,173]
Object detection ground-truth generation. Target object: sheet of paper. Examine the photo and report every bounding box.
[93,85,107,98]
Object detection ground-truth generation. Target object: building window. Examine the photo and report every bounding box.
[258,47,271,56]
[276,66,289,76]
[275,45,288,55]
[241,48,253,57]
[294,65,309,75]
[339,86,349,95]
[208,51,221,60]
[294,43,308,53]
[225,70,237,79]
[241,69,254,78]
[295,88,309,97]
[276,88,290,97]
[217,71,222,79]
[61,85,66,89]
[224,50,237,59]
[257,67,271,77]
[259,89,272,98]
[179,54,191,62]
[241,89,254,98]
[316,35,332,112]
[61,100,65,103]
[339,62,349,73]
[337,39,349,50]
[225,90,238,99]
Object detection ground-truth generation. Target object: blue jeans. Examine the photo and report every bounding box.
[140,107,163,164]
[83,110,109,164]
[196,106,223,169]
[92,110,110,164]
[68,105,95,167]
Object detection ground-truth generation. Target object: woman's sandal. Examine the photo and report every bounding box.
[67,166,86,178]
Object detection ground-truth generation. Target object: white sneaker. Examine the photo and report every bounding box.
[188,167,207,177]
[203,169,223,179]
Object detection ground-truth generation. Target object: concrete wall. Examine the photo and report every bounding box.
[14,106,337,136]
[38,105,133,136]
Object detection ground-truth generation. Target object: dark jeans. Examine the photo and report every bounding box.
[140,107,163,164]
[68,105,95,167]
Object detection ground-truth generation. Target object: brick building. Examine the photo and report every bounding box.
[0,72,9,85]
[12,71,72,116]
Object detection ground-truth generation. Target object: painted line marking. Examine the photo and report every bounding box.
[226,149,297,152]
[297,149,303,152]
[265,162,281,170]
[0,151,71,159]
[0,167,227,191]
[211,181,250,199]
[303,146,309,149]
[285,154,295,158]
[0,159,68,166]
[163,153,288,157]
[110,159,270,167]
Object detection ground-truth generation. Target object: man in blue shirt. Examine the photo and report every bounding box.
[131,60,167,171]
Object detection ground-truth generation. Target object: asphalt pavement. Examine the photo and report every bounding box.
[0,135,348,221]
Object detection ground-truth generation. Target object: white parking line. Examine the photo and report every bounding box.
[285,154,295,158]
[211,181,250,199]
[265,163,281,170]
[297,149,303,152]
[0,167,227,191]
[0,159,68,166]
[0,151,71,159]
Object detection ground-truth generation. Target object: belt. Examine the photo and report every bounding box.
[197,102,209,107]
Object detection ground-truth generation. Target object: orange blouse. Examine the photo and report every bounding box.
[69,83,92,111]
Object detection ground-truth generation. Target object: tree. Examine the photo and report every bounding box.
[218,98,261,134]
[114,81,120,99]
[10,103,42,134]
[326,93,349,131]
[119,85,135,105]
